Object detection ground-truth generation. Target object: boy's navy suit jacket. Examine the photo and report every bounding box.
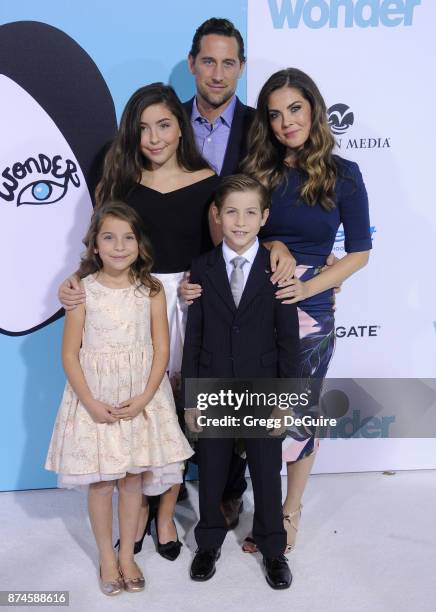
[181,244,300,384]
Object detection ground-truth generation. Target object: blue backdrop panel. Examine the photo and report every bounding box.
[0,0,247,491]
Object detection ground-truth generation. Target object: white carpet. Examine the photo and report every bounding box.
[1,471,435,612]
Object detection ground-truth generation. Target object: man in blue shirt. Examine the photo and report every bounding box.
[184,18,255,177]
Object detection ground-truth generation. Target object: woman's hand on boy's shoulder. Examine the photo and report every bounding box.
[268,241,296,284]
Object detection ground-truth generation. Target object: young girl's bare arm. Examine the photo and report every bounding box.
[62,302,117,423]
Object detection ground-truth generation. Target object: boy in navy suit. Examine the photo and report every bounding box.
[181,175,300,589]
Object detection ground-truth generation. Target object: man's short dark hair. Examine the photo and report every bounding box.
[189,18,246,63]
[214,174,270,213]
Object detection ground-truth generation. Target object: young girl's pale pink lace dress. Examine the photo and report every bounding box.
[45,274,193,494]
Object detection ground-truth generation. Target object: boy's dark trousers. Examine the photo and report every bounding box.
[182,244,300,556]
[195,436,286,557]
[174,396,247,502]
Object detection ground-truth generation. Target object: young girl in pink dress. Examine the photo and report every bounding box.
[45,201,192,596]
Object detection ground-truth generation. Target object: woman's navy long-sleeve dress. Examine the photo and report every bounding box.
[259,156,372,462]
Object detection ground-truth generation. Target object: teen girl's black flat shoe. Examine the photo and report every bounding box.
[155,518,183,561]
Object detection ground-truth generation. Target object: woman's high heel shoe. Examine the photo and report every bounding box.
[114,504,156,554]
[155,518,182,561]
[283,504,303,553]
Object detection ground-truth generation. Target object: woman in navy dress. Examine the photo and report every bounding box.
[240,68,372,552]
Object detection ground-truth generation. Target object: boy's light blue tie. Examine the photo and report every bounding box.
[230,256,248,307]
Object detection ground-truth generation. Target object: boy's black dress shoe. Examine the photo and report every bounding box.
[263,555,292,589]
[190,548,221,581]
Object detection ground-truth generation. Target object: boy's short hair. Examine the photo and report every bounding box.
[214,174,270,213]
[189,18,246,63]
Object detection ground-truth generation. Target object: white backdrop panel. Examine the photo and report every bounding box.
[247,0,436,470]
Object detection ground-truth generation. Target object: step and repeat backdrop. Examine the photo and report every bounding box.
[0,0,247,491]
[1,0,434,490]
[247,0,436,472]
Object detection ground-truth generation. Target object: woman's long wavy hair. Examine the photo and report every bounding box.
[79,201,161,295]
[242,68,337,210]
[95,83,210,206]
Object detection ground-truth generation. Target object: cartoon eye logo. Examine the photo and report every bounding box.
[17,179,71,207]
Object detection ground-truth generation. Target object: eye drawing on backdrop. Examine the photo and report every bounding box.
[0,21,117,336]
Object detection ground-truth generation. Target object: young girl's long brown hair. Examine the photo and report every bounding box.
[242,68,337,211]
[95,83,210,207]
[79,201,161,295]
